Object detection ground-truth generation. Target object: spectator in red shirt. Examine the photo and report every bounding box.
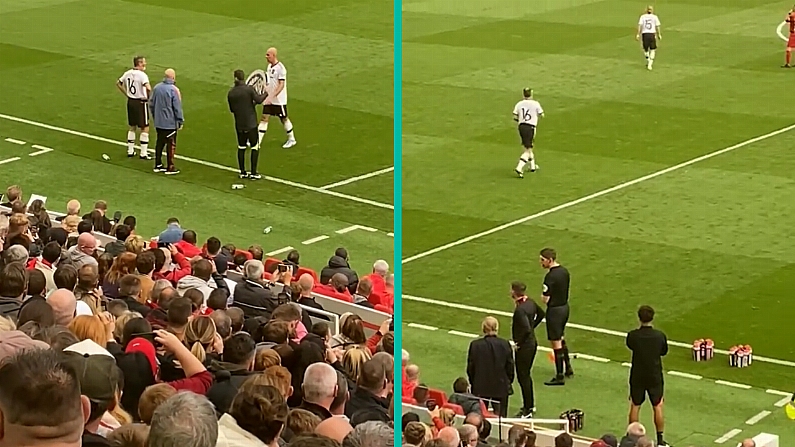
[152,245,191,286]
[174,230,202,258]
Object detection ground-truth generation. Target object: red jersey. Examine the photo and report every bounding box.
[788,12,795,34]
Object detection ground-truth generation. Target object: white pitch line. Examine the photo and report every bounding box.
[301,235,329,245]
[29,145,54,156]
[402,294,795,368]
[0,113,393,210]
[774,396,791,407]
[0,157,21,165]
[716,380,752,390]
[448,330,478,338]
[574,353,610,363]
[335,225,378,234]
[265,246,294,257]
[621,362,632,367]
[387,232,394,237]
[4,138,25,145]
[766,389,791,397]
[745,410,771,425]
[668,371,702,380]
[319,166,394,190]
[403,123,795,264]
[714,428,742,444]
[407,323,438,331]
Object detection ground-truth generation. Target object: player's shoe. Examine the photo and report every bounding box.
[127,151,135,158]
[529,164,539,173]
[515,169,524,179]
[249,173,262,180]
[565,368,574,378]
[783,64,792,68]
[544,376,565,386]
[139,154,152,160]
[658,441,672,447]
[239,172,249,179]
[153,165,167,173]
[165,168,180,175]
[282,139,296,149]
[515,407,536,418]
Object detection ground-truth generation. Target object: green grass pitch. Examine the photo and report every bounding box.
[0,0,394,275]
[402,0,795,443]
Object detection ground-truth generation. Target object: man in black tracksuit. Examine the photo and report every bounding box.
[511,280,545,418]
[227,70,267,179]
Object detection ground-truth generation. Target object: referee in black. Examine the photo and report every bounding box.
[627,305,670,447]
[539,247,573,386]
[510,281,544,418]
[228,69,267,180]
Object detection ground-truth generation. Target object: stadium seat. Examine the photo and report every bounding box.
[368,291,383,306]
[443,402,465,416]
[263,257,281,273]
[479,399,496,418]
[374,304,392,314]
[428,388,448,407]
[294,267,318,282]
[402,395,418,405]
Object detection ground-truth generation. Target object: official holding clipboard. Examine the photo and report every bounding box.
[466,316,514,417]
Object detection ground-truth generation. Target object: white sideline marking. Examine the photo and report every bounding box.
[408,323,438,331]
[319,166,394,190]
[774,396,791,408]
[448,330,478,338]
[335,225,378,234]
[745,410,771,425]
[621,362,632,367]
[387,232,394,237]
[574,353,610,363]
[766,389,791,397]
[0,157,21,165]
[777,21,787,42]
[265,246,293,257]
[403,123,795,264]
[4,138,25,145]
[716,380,752,390]
[29,145,53,156]
[0,113,393,210]
[403,294,795,368]
[714,429,742,444]
[668,371,702,380]
[301,235,329,245]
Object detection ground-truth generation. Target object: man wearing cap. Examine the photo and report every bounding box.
[62,339,123,447]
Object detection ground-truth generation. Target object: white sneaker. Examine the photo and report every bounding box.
[282,140,296,149]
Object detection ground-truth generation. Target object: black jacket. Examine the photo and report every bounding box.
[0,297,21,322]
[227,81,267,131]
[319,256,359,295]
[121,295,151,317]
[299,401,333,421]
[82,213,112,234]
[82,431,111,447]
[345,387,390,423]
[512,298,544,346]
[467,335,514,399]
[232,279,277,319]
[207,361,255,416]
[287,334,327,407]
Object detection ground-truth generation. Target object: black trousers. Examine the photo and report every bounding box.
[515,342,538,411]
[479,395,509,418]
[155,128,178,169]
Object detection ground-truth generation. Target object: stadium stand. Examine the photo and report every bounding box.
[0,185,394,446]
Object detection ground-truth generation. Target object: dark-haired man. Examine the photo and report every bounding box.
[103,224,131,257]
[626,305,670,447]
[228,69,268,179]
[174,229,202,258]
[35,241,61,294]
[0,263,26,320]
[510,281,544,417]
[207,332,257,416]
[539,247,573,386]
[117,56,152,159]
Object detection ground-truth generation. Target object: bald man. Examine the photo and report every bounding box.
[150,68,184,175]
[65,233,98,270]
[438,427,460,447]
[258,47,296,149]
[48,289,77,326]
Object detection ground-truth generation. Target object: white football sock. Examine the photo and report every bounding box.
[644,51,649,60]
[127,131,136,155]
[649,50,656,61]
[284,119,295,141]
[516,157,528,172]
[140,132,149,157]
[258,122,268,147]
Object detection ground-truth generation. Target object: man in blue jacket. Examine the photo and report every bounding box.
[150,68,184,175]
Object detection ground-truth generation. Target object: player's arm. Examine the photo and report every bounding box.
[537,105,545,118]
[116,78,127,96]
[269,79,285,100]
[636,21,642,40]
[512,104,519,122]
[660,333,669,357]
[541,280,553,304]
[532,302,545,328]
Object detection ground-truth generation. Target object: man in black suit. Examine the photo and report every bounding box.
[466,316,514,417]
[511,280,545,418]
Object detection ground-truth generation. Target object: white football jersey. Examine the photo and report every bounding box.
[118,69,150,100]
[266,62,287,105]
[638,13,661,34]
[513,99,543,126]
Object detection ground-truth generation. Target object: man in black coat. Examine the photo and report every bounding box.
[206,333,257,416]
[467,316,514,417]
[319,247,359,294]
[232,260,277,318]
[511,281,545,418]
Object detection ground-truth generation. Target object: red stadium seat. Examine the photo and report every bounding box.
[479,399,495,418]
[294,267,318,282]
[443,403,465,415]
[428,388,448,407]
[263,257,281,273]
[402,395,418,405]
[368,291,383,306]
[374,304,392,314]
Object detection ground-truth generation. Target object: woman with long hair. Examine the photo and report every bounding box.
[340,345,371,385]
[331,313,367,348]
[68,315,109,348]
[184,315,222,364]
[4,213,33,251]
[103,252,137,299]
[124,235,146,255]
[27,199,51,231]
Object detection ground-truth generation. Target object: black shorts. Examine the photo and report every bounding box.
[518,123,536,148]
[262,104,287,118]
[545,304,569,341]
[236,128,258,148]
[127,98,149,128]
[641,33,657,51]
[629,378,664,406]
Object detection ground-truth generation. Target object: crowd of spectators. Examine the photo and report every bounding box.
[0,184,395,447]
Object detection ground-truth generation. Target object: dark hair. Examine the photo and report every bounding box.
[259,320,289,344]
[234,69,245,81]
[41,325,79,351]
[0,349,84,432]
[511,281,526,295]
[206,237,221,255]
[18,298,55,327]
[114,224,131,241]
[97,252,114,281]
[123,215,136,231]
[404,421,425,445]
[233,253,248,267]
[210,310,232,339]
[53,264,78,291]
[334,247,348,260]
[453,377,469,394]
[152,248,166,272]
[182,230,197,244]
[554,432,573,447]
[311,322,330,339]
[358,358,387,391]
[227,307,245,333]
[286,250,299,264]
[182,289,203,312]
[26,268,47,297]
[290,435,339,447]
[118,274,142,297]
[248,245,263,261]
[77,219,93,234]
[192,259,213,281]
[42,241,62,263]
[167,297,193,327]
[638,305,655,324]
[229,385,288,444]
[540,247,557,261]
[122,317,153,347]
[223,333,256,365]
[133,56,145,67]
[107,299,129,317]
[207,289,228,311]
[271,304,301,322]
[523,87,533,98]
[166,217,179,225]
[0,262,27,298]
[136,251,156,275]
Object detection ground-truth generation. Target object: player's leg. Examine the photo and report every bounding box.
[153,129,167,171]
[236,130,248,177]
[139,102,151,159]
[515,126,535,177]
[165,130,178,174]
[785,45,794,68]
[560,305,573,376]
[544,310,566,386]
[650,386,668,446]
[514,345,535,416]
[627,382,645,423]
[258,112,270,147]
[126,100,138,157]
[648,38,657,70]
[280,107,296,148]
[248,129,261,179]
[127,126,137,157]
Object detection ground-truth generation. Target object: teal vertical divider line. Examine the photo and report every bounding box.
[393,0,403,438]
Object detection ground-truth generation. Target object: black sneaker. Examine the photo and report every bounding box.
[239,172,249,179]
[544,376,565,386]
[249,173,262,180]
[565,369,574,378]
[127,152,135,158]
[165,169,180,175]
[658,441,672,447]
[153,165,167,173]
[515,408,534,418]
[783,64,791,68]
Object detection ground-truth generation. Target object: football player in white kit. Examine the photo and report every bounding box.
[512,88,544,179]
[117,56,152,159]
[636,6,662,70]
[257,48,296,149]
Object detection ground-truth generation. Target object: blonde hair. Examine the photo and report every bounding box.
[254,347,281,371]
[106,252,138,284]
[62,215,81,233]
[0,316,16,333]
[341,346,371,384]
[124,235,146,255]
[482,316,499,335]
[439,408,455,426]
[114,311,143,341]
[287,408,321,437]
[249,366,292,398]
[68,315,107,348]
[138,384,177,425]
[184,316,216,363]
